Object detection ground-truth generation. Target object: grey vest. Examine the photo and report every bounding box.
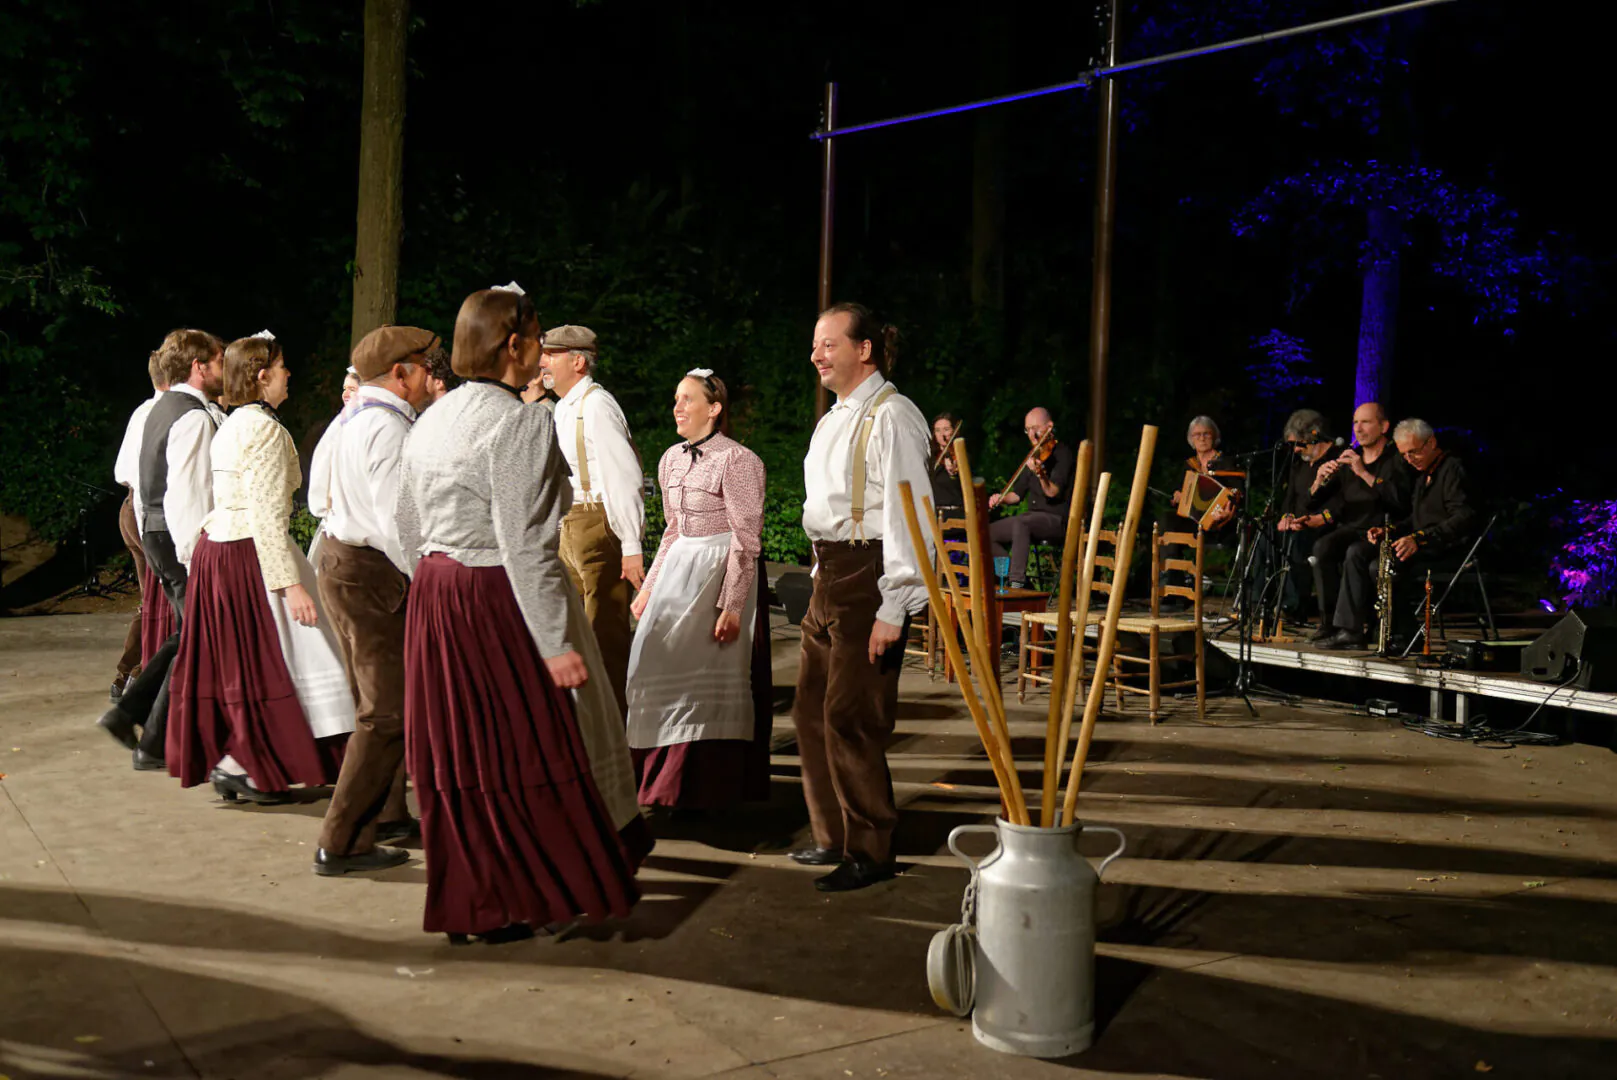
[139,391,213,532]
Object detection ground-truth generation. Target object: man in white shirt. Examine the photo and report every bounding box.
[108,352,169,702]
[793,302,934,892]
[313,325,438,877]
[98,329,225,769]
[542,325,644,714]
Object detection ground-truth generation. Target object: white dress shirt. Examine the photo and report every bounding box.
[802,372,936,626]
[552,375,645,557]
[164,383,219,568]
[306,411,343,519]
[323,386,416,573]
[113,391,162,535]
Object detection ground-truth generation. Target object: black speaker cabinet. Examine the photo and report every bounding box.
[1521,608,1617,691]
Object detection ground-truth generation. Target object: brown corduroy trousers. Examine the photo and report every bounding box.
[560,502,632,716]
[316,536,411,855]
[116,492,148,677]
[791,541,908,864]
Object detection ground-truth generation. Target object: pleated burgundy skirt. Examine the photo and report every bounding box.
[632,565,775,809]
[405,553,641,936]
[167,534,345,790]
[139,563,175,667]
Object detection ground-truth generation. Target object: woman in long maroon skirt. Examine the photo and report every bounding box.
[395,284,643,944]
[626,370,773,810]
[167,332,356,802]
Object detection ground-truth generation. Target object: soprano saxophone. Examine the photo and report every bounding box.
[1374,515,1396,657]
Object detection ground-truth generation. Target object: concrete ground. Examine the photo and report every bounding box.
[2,612,1616,1080]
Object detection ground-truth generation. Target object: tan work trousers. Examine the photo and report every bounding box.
[560,502,632,716]
[791,541,907,864]
[316,537,411,855]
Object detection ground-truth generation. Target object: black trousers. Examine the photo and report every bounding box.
[111,528,187,756]
[1308,526,1365,631]
[989,511,1065,582]
[1337,541,1453,639]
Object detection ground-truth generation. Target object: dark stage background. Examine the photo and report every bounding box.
[2,0,1609,602]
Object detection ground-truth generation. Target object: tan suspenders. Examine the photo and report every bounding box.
[575,383,600,503]
[850,383,898,541]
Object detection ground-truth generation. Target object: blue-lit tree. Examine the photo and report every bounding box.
[1130,0,1562,408]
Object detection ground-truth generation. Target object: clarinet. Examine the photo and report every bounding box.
[1374,514,1396,657]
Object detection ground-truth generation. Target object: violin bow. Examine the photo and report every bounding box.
[997,428,1055,501]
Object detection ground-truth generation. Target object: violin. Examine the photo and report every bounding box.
[997,429,1056,501]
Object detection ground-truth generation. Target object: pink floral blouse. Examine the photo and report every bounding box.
[642,432,766,613]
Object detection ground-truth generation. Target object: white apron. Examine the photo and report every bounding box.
[625,531,757,750]
[560,584,641,831]
[264,546,356,740]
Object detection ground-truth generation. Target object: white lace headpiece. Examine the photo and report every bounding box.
[491,281,526,296]
[250,329,276,341]
[687,367,714,379]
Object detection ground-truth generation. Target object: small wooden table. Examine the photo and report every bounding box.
[942,587,1050,682]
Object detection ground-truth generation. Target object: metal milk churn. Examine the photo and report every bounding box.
[929,818,1126,1058]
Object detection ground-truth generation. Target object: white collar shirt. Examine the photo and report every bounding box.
[551,375,645,557]
[802,372,936,625]
[324,386,417,574]
[164,382,220,568]
[113,391,163,535]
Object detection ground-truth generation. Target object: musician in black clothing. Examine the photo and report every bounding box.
[929,412,965,511]
[988,407,1075,588]
[1330,419,1479,648]
[1310,402,1414,649]
[1273,409,1342,619]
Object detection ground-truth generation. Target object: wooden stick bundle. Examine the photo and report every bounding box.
[898,480,1028,824]
[1047,470,1112,821]
[1038,440,1093,826]
[1060,426,1158,826]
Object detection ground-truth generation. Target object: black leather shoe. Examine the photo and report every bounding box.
[814,858,898,893]
[132,747,167,771]
[1320,629,1367,651]
[1308,624,1338,643]
[209,768,291,805]
[445,923,536,946]
[375,817,420,844]
[788,846,842,866]
[98,706,140,750]
[313,845,410,876]
[109,674,131,703]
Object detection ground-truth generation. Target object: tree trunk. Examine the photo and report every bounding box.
[1353,206,1401,408]
[350,0,409,348]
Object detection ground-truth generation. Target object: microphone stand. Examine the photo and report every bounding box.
[57,479,127,602]
[1211,442,1298,714]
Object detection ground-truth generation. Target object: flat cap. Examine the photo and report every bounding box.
[541,325,598,353]
[351,325,440,381]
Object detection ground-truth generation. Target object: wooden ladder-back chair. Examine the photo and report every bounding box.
[903,508,952,677]
[1017,528,1119,702]
[937,510,1050,684]
[1109,525,1207,723]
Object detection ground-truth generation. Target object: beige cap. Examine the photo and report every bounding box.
[351,325,440,381]
[542,325,597,353]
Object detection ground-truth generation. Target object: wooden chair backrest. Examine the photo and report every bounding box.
[938,513,974,589]
[1149,525,1205,620]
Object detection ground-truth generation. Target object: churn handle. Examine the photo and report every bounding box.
[1081,825,1128,879]
[946,824,1000,872]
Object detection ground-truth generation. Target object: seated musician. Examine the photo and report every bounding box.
[1166,415,1239,533]
[1339,419,1478,649]
[987,407,1074,589]
[1274,409,1340,620]
[930,411,965,512]
[1310,402,1414,650]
